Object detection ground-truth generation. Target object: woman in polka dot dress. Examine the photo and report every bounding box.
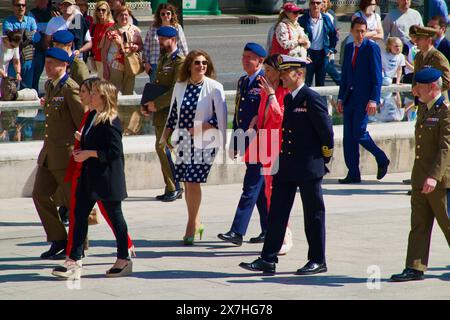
[160,50,228,245]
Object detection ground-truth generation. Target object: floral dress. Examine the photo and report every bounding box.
[166,83,218,183]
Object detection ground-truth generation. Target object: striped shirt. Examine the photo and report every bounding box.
[143,24,188,65]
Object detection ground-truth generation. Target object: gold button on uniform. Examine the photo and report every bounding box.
[418,135,422,138]
[288,141,292,144]
[420,125,423,128]
[417,145,420,149]
[416,155,420,159]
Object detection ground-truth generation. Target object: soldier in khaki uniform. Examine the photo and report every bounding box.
[391,68,450,282]
[33,47,85,259]
[52,30,89,86]
[142,26,184,202]
[410,25,450,99]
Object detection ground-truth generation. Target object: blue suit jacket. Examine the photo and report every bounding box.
[338,38,382,107]
[276,85,334,182]
[437,37,450,64]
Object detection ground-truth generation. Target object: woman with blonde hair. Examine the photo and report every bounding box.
[101,6,143,94]
[92,1,115,79]
[143,3,189,83]
[270,2,309,59]
[160,50,227,245]
[52,80,132,279]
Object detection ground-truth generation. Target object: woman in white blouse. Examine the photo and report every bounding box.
[160,50,227,245]
[351,0,384,42]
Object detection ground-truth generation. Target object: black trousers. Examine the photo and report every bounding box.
[261,176,326,264]
[69,186,129,261]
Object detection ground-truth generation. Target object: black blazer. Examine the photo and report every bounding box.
[79,111,127,201]
[276,85,334,182]
[437,37,450,64]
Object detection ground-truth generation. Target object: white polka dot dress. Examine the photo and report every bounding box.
[166,83,218,183]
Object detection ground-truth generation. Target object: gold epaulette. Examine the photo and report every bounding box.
[322,146,333,158]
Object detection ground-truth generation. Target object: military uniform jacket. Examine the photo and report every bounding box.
[413,47,450,91]
[231,69,264,154]
[69,55,89,86]
[37,75,85,171]
[153,49,185,127]
[276,85,334,182]
[411,95,450,190]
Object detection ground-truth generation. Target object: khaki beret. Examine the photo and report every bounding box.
[409,25,438,38]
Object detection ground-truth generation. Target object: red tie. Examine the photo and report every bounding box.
[352,46,359,69]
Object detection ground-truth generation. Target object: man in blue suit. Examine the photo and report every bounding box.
[428,15,450,63]
[218,43,268,246]
[239,55,334,275]
[337,17,390,184]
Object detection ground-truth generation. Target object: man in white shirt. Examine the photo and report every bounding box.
[44,0,92,60]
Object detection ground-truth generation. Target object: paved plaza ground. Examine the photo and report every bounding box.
[0,172,448,300]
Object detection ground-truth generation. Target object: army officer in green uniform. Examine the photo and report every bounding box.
[142,26,184,202]
[33,47,85,259]
[52,30,89,86]
[391,68,450,282]
[410,25,450,99]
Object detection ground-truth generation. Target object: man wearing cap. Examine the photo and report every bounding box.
[44,0,92,61]
[337,17,390,184]
[391,68,450,282]
[218,43,268,246]
[239,55,334,275]
[428,16,450,64]
[52,30,89,86]
[3,0,37,89]
[410,25,450,100]
[141,26,184,202]
[32,47,85,259]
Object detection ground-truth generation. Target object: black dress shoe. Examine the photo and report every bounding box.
[249,232,266,243]
[217,231,243,246]
[58,206,69,226]
[390,268,424,282]
[338,176,361,184]
[40,240,67,259]
[296,261,327,275]
[160,189,183,202]
[377,159,390,180]
[239,257,276,274]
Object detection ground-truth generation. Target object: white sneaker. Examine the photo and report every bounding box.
[52,260,82,280]
[279,227,293,256]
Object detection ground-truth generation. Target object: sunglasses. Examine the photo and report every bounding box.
[311,2,322,5]
[160,12,172,16]
[194,60,208,66]
[96,8,107,12]
[14,3,26,7]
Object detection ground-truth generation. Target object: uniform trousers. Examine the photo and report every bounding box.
[230,163,268,236]
[261,176,326,264]
[406,188,450,271]
[69,185,129,261]
[154,124,180,193]
[32,165,70,241]
[343,104,389,178]
[109,67,135,95]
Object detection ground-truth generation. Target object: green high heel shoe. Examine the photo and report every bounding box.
[183,236,194,245]
[196,224,205,240]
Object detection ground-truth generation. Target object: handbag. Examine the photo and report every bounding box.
[123,49,144,76]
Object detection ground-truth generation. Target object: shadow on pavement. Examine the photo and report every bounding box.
[124,196,160,202]
[89,249,261,259]
[322,188,409,196]
[82,270,283,280]
[0,273,53,283]
[227,274,369,287]
[0,222,43,227]
[323,179,406,186]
